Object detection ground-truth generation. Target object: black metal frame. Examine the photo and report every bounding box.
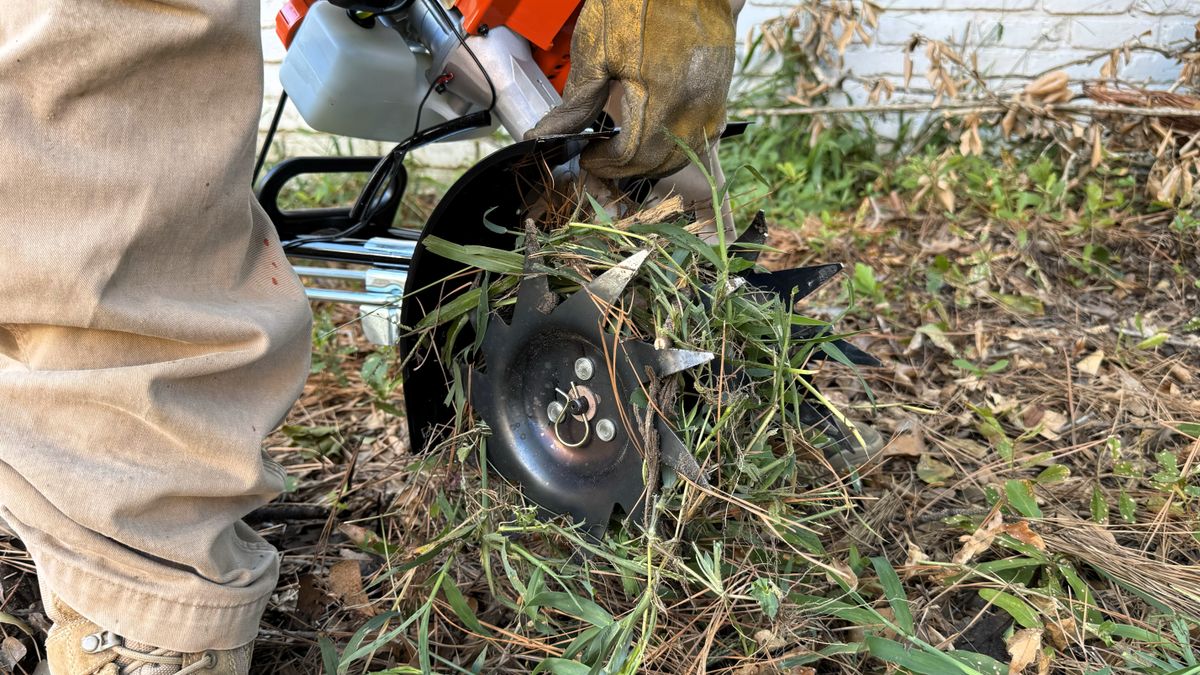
[257,156,407,244]
[255,124,752,451]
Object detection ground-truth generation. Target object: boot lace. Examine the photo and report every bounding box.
[82,631,216,674]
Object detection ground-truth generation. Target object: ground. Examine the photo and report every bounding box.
[4,153,1194,672]
[4,14,1200,665]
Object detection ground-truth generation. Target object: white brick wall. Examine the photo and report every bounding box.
[741,0,1194,94]
[258,0,1197,151]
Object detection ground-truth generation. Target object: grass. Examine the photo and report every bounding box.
[2,7,1199,674]
[254,26,1199,670]
[2,155,1195,673]
[233,120,1197,673]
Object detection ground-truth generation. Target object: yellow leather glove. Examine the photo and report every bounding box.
[526,0,736,180]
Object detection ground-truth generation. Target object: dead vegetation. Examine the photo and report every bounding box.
[2,3,1199,674]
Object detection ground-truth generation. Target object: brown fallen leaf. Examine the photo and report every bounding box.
[753,628,786,652]
[1037,410,1068,441]
[0,636,26,671]
[1006,627,1043,674]
[904,536,929,567]
[1076,349,1104,377]
[953,510,1004,565]
[328,559,371,611]
[1045,615,1077,650]
[1170,362,1192,384]
[296,573,325,620]
[338,522,383,551]
[1021,406,1045,429]
[885,432,924,457]
[1003,521,1047,551]
[827,559,859,590]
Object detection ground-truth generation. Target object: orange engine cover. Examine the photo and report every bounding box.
[456,0,581,93]
[276,0,315,48]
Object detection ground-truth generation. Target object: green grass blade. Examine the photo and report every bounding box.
[871,556,914,634]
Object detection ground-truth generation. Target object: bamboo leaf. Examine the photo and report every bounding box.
[421,235,525,274]
[527,591,614,628]
[978,589,1041,629]
[0,612,32,638]
[441,573,493,637]
[871,557,914,634]
[865,636,977,674]
[319,636,340,675]
[535,658,592,675]
[1005,479,1043,518]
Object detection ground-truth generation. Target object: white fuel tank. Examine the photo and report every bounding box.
[280,1,474,142]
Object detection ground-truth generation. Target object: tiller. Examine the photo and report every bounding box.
[257,0,877,535]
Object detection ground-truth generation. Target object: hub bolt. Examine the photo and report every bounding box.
[547,401,565,422]
[568,396,589,415]
[574,357,595,381]
[596,418,616,442]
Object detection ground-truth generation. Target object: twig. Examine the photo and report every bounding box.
[736,102,1200,119]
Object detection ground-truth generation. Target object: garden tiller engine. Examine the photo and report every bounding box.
[258,0,876,533]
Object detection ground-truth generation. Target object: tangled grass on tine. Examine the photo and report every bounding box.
[340,194,1002,675]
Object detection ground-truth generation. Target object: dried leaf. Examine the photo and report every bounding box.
[1158,166,1182,203]
[1101,52,1117,79]
[1025,71,1067,99]
[1043,88,1072,104]
[1090,125,1103,169]
[1037,646,1051,675]
[1045,615,1076,650]
[827,559,859,590]
[328,559,370,610]
[904,536,929,567]
[1002,109,1018,137]
[953,510,1004,565]
[1003,521,1047,551]
[297,573,325,620]
[753,628,786,651]
[960,123,983,156]
[936,185,956,213]
[855,21,872,46]
[1006,628,1042,674]
[836,21,856,55]
[912,323,958,356]
[1036,410,1068,441]
[885,432,924,457]
[917,454,955,485]
[863,2,878,29]
[0,637,25,670]
[1076,349,1104,377]
[808,117,825,148]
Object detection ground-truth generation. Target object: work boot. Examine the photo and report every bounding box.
[44,598,252,675]
[825,422,885,474]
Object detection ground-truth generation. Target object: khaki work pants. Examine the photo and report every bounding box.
[0,0,312,653]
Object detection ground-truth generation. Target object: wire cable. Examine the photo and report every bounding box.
[253,91,288,186]
[418,0,495,113]
[283,1,499,250]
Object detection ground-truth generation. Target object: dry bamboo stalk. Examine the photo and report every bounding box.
[736,102,1200,118]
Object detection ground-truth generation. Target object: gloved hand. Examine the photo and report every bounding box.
[526,0,736,180]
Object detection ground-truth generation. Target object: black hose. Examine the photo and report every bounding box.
[253,91,289,186]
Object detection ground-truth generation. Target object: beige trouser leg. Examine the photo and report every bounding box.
[0,0,312,653]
